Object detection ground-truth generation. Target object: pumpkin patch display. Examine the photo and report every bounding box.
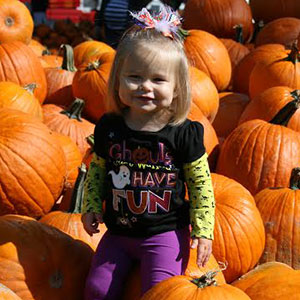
[0,109,66,218]
[255,168,300,269]
[232,262,300,300]
[0,0,33,45]
[216,100,300,195]
[0,215,93,300]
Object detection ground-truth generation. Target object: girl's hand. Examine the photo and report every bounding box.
[81,212,103,236]
[190,237,212,268]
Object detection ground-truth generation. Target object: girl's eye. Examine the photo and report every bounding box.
[128,75,140,80]
[153,78,166,82]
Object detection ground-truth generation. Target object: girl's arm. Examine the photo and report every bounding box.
[183,153,215,240]
[82,153,106,214]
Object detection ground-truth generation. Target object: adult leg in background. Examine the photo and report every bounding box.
[84,231,134,300]
[140,226,190,295]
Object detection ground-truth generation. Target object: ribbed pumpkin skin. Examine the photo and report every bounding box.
[212,173,265,283]
[0,215,93,300]
[73,40,115,67]
[0,109,66,218]
[232,262,300,300]
[255,187,300,269]
[184,30,232,92]
[189,67,219,123]
[72,51,115,122]
[183,0,253,43]
[0,41,47,103]
[140,275,251,300]
[216,120,300,195]
[0,81,43,120]
[28,39,47,57]
[42,104,95,156]
[0,0,33,45]
[239,86,300,132]
[40,212,106,251]
[0,283,22,300]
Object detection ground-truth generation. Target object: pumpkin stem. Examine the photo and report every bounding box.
[177,27,190,40]
[60,98,85,121]
[24,83,37,94]
[60,44,77,72]
[5,16,14,27]
[68,163,87,213]
[42,49,51,55]
[86,134,95,149]
[233,24,244,44]
[290,167,300,190]
[269,90,300,126]
[284,42,300,64]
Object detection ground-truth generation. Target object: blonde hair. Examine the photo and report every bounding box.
[106,27,191,126]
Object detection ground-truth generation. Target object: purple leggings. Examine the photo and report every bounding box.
[84,227,190,300]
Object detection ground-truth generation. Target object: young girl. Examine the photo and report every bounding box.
[82,6,215,299]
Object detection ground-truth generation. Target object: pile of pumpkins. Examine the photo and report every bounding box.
[0,0,300,299]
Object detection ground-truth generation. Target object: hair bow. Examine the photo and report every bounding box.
[129,5,182,39]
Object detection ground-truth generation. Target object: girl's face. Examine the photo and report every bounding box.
[118,48,177,115]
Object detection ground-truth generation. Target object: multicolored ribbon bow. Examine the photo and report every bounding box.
[130,6,182,39]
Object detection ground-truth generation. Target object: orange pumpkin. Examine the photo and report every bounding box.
[0,81,43,120]
[0,0,33,45]
[232,43,285,95]
[239,87,300,133]
[140,274,251,300]
[212,92,250,138]
[40,164,106,251]
[44,44,76,107]
[40,53,63,68]
[0,283,22,300]
[216,101,300,195]
[232,262,300,300]
[255,168,300,269]
[72,51,115,122]
[255,17,300,48]
[211,173,265,283]
[0,109,66,218]
[183,30,232,91]
[0,41,47,103]
[28,39,47,57]
[0,214,93,300]
[183,0,253,43]
[42,99,95,156]
[189,67,219,123]
[249,43,300,99]
[73,40,115,67]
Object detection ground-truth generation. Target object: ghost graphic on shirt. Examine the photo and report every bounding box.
[108,165,131,189]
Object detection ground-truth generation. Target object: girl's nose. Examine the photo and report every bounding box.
[139,80,152,92]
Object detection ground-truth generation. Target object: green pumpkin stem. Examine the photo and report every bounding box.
[60,98,85,122]
[269,90,300,126]
[86,134,95,149]
[68,163,87,213]
[233,24,244,44]
[60,44,77,72]
[177,27,190,40]
[284,42,300,64]
[24,83,37,94]
[290,168,300,190]
[42,49,51,55]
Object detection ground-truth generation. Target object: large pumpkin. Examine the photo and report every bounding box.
[183,0,253,43]
[72,51,115,122]
[0,41,47,103]
[239,87,300,133]
[216,101,300,195]
[42,99,95,156]
[140,274,251,300]
[0,109,66,218]
[0,0,33,45]
[0,81,43,120]
[183,30,232,91]
[255,168,300,269]
[211,173,265,283]
[249,43,300,99]
[0,283,22,300]
[232,262,300,300]
[0,214,93,300]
